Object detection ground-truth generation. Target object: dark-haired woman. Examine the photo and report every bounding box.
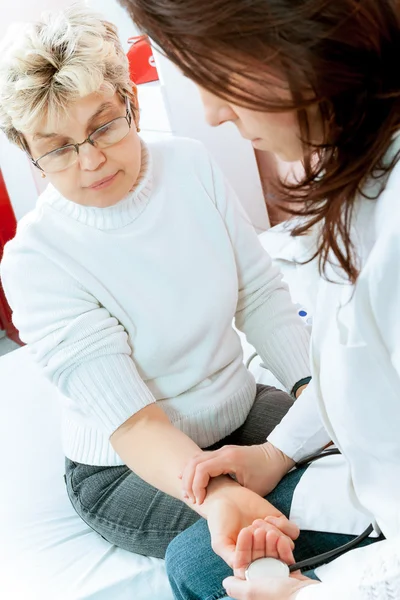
[120,0,400,598]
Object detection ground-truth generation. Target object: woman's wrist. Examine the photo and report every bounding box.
[291,376,311,399]
[190,474,240,517]
[295,383,308,398]
[199,475,282,520]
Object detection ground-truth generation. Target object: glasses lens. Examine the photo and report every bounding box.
[38,146,77,173]
[90,118,130,149]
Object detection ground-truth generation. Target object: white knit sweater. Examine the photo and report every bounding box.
[1,137,310,466]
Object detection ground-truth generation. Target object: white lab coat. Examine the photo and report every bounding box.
[268,133,400,597]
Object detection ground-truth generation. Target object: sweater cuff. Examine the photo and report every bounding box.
[65,353,156,436]
[255,323,311,392]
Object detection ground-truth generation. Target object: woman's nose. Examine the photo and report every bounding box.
[204,102,237,127]
[78,142,107,171]
[198,87,236,127]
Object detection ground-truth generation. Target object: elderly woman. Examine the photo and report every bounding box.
[0,5,311,562]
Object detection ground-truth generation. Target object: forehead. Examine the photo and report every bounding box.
[32,91,121,140]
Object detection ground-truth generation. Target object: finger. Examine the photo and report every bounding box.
[182,449,234,504]
[233,527,253,576]
[212,534,237,568]
[264,516,300,541]
[265,529,280,560]
[191,458,233,504]
[252,520,295,550]
[222,577,249,600]
[290,570,312,582]
[181,453,210,503]
[223,576,269,600]
[276,535,295,566]
[252,528,267,563]
[181,463,197,504]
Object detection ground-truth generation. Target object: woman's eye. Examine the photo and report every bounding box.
[96,122,116,136]
[53,146,72,156]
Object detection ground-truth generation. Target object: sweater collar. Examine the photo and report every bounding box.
[40,138,153,230]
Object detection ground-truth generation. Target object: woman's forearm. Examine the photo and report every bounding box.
[110,403,282,519]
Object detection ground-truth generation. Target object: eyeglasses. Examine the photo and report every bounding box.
[29,97,133,174]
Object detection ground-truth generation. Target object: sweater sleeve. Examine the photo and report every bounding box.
[208,154,311,392]
[1,243,155,436]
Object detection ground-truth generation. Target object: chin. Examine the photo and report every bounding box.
[251,138,269,151]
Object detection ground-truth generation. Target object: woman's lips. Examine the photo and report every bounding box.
[88,171,119,190]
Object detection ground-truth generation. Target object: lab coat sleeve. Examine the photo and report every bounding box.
[296,536,400,600]
[267,379,331,461]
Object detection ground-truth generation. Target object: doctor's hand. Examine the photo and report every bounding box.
[180,442,295,505]
[222,573,319,600]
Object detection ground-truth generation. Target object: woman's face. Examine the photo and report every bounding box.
[24,91,142,207]
[197,86,315,163]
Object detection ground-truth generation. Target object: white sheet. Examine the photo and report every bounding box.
[0,346,173,600]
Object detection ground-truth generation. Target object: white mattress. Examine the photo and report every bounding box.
[0,225,316,599]
[0,346,173,600]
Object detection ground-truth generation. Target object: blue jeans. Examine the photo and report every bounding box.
[166,467,381,600]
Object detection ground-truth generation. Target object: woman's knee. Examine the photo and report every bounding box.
[165,519,209,582]
[166,519,231,600]
[231,384,294,445]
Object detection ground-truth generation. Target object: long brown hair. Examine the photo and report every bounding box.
[121,0,400,282]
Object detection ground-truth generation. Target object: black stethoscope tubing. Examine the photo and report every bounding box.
[287,448,375,573]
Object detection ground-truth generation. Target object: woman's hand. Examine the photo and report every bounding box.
[222,572,319,600]
[206,487,298,569]
[180,442,295,504]
[222,518,316,600]
[233,516,299,577]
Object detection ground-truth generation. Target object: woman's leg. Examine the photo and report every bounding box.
[64,385,293,557]
[65,459,200,558]
[166,466,382,600]
[220,384,294,446]
[166,518,231,600]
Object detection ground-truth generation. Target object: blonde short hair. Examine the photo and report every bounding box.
[0,3,137,147]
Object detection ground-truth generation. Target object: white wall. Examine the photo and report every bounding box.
[1,0,75,217]
[154,51,269,232]
[0,0,68,40]
[87,0,140,52]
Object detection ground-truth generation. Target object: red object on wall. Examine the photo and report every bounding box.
[0,169,22,345]
[127,35,159,85]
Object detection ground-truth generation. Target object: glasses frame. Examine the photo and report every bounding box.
[28,96,132,173]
